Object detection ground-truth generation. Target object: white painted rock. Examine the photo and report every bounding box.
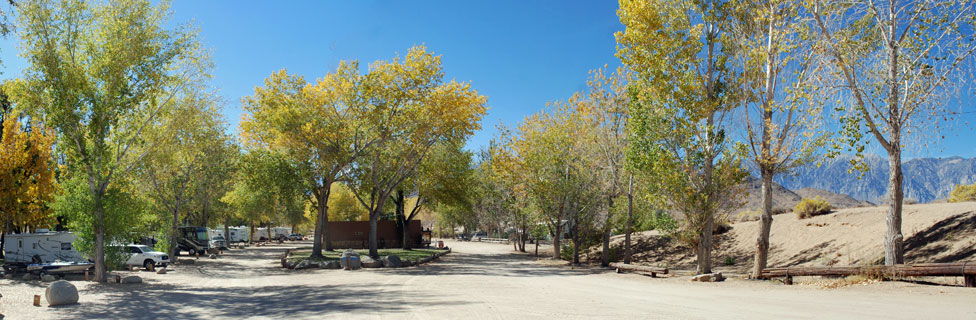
[45,280,79,306]
[360,256,383,268]
[121,276,143,284]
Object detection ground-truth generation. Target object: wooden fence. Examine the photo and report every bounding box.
[761,262,976,287]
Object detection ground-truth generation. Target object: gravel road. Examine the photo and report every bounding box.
[2,240,975,319]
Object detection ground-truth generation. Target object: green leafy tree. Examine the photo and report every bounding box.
[618,0,749,274]
[242,63,368,257]
[15,0,202,282]
[348,46,486,258]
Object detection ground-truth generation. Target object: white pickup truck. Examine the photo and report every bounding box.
[123,244,170,270]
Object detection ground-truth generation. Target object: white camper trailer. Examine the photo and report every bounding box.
[252,227,270,241]
[229,226,249,243]
[270,227,292,240]
[2,230,93,274]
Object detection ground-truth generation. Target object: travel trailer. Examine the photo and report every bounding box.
[2,230,93,274]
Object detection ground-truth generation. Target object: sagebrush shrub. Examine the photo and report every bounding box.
[949,183,976,203]
[794,196,832,219]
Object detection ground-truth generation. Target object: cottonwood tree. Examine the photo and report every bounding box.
[515,99,599,262]
[618,0,749,274]
[479,128,532,252]
[0,109,56,258]
[810,0,976,265]
[138,89,228,259]
[348,46,486,258]
[392,141,475,249]
[730,0,828,278]
[242,63,369,257]
[580,67,633,266]
[16,0,201,282]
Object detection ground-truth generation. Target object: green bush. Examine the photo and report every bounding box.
[794,196,832,219]
[949,183,976,203]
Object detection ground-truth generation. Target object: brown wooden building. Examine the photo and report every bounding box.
[328,220,423,249]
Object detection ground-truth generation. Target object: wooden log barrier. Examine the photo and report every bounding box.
[761,262,976,287]
[609,263,668,278]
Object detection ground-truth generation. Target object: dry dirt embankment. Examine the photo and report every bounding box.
[604,202,976,272]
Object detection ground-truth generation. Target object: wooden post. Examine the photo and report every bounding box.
[965,275,975,288]
[85,270,89,281]
[650,272,657,278]
[115,274,121,283]
[33,295,40,306]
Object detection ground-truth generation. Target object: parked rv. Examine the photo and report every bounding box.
[177,226,212,255]
[2,230,93,274]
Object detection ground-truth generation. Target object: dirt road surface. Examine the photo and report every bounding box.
[1,240,975,319]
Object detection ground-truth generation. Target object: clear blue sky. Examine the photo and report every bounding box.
[168,0,627,154]
[1,1,974,159]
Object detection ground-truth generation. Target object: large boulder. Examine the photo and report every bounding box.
[22,274,38,281]
[121,276,143,284]
[360,255,382,268]
[382,255,403,268]
[41,274,58,282]
[690,273,725,282]
[340,256,361,270]
[322,261,341,269]
[45,280,79,306]
[294,260,317,270]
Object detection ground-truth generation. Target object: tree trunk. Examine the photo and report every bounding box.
[311,180,333,258]
[697,214,714,275]
[752,167,774,279]
[535,239,539,257]
[223,222,230,249]
[601,197,614,267]
[572,224,581,265]
[93,194,107,282]
[395,190,409,250]
[170,207,179,260]
[885,146,905,265]
[883,5,904,266]
[1,220,8,259]
[368,211,380,258]
[624,176,634,264]
[551,222,561,260]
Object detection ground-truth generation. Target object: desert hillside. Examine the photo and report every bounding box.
[600,201,976,271]
[736,177,874,214]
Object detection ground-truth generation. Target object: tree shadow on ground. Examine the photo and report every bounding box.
[61,282,470,319]
[904,210,976,263]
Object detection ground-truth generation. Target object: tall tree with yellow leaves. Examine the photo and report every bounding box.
[0,108,56,259]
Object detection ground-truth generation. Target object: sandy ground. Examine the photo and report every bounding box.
[607,202,976,273]
[2,239,976,319]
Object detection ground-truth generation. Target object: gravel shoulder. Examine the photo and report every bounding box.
[1,240,975,319]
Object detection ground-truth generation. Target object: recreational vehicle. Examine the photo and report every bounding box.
[2,230,93,274]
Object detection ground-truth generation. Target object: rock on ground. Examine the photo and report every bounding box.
[294,260,317,270]
[360,256,382,268]
[45,280,79,306]
[322,261,341,269]
[382,255,403,268]
[121,276,143,284]
[41,274,57,282]
[690,273,725,282]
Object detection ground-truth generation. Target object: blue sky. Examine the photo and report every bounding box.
[1,1,974,159]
